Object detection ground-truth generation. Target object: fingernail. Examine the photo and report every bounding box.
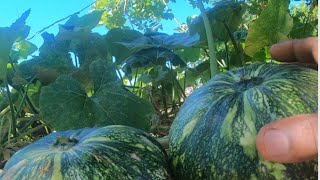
[264,129,289,157]
[269,44,278,55]
[270,44,278,49]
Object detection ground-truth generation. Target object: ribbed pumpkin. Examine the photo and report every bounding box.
[1,125,171,180]
[169,63,318,179]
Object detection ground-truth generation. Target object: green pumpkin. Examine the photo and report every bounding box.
[169,63,318,179]
[1,125,171,180]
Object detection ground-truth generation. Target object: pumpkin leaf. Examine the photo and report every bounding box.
[176,60,212,88]
[123,47,186,73]
[189,1,244,43]
[64,10,104,30]
[89,60,119,92]
[244,0,293,57]
[139,65,169,83]
[10,40,38,62]
[105,28,143,64]
[55,11,103,42]
[0,9,31,81]
[40,60,156,131]
[116,33,200,53]
[174,48,201,62]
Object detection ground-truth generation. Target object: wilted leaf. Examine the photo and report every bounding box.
[122,47,186,76]
[244,0,293,57]
[40,60,156,131]
[116,33,200,53]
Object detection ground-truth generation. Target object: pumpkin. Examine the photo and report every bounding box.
[1,125,171,180]
[169,63,318,179]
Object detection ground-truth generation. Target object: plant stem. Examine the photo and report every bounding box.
[197,0,218,77]
[160,82,168,119]
[18,115,40,134]
[223,21,245,66]
[133,67,139,90]
[15,84,30,120]
[139,81,143,98]
[4,78,16,137]
[225,42,230,70]
[116,68,124,84]
[74,53,79,68]
[9,60,38,114]
[3,124,46,148]
[167,66,186,99]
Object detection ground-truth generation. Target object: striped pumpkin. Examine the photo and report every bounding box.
[1,125,171,180]
[169,63,318,179]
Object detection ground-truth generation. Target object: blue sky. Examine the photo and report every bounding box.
[0,0,199,49]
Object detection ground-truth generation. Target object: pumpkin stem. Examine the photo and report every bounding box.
[53,137,78,150]
[235,76,264,92]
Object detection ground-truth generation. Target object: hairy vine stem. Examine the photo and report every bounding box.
[197,0,218,77]
[9,60,38,114]
[27,1,96,41]
[223,21,245,66]
[4,78,16,138]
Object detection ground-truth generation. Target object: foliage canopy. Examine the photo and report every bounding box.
[0,0,317,167]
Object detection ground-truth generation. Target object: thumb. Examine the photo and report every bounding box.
[256,114,318,163]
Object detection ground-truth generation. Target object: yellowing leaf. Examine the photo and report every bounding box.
[10,40,37,61]
[244,0,293,57]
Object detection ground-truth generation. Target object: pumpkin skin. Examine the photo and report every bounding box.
[1,125,171,180]
[169,63,318,179]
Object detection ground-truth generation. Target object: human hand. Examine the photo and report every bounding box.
[256,37,318,163]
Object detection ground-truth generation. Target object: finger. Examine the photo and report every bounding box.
[281,62,318,70]
[270,37,318,64]
[256,114,318,163]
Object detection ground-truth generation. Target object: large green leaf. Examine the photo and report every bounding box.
[40,60,156,131]
[116,33,200,53]
[55,11,103,41]
[89,60,118,92]
[289,3,318,39]
[122,47,186,75]
[189,1,245,43]
[105,28,143,64]
[65,10,104,30]
[0,9,31,81]
[244,0,293,57]
[174,48,201,62]
[17,32,75,85]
